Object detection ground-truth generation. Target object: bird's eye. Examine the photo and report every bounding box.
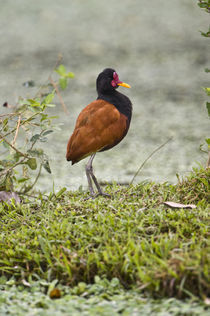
[113,72,118,80]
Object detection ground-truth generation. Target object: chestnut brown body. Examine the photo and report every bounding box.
[66,100,129,164]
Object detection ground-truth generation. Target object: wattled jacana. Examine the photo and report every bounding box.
[66,68,132,197]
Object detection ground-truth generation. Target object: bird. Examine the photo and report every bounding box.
[66,68,132,198]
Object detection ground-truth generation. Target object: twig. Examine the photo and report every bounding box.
[12,115,21,146]
[0,112,39,140]
[0,112,16,118]
[0,157,26,177]
[34,54,63,99]
[22,163,42,193]
[0,134,29,159]
[49,76,69,114]
[130,137,173,185]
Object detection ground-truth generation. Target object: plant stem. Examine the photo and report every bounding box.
[130,137,173,185]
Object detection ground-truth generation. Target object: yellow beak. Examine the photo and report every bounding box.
[117,82,131,88]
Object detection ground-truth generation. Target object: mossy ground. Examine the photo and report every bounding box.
[0,167,209,314]
[0,277,209,315]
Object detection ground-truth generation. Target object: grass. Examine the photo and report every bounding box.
[0,166,209,302]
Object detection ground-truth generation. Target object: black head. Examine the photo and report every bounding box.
[96,68,130,95]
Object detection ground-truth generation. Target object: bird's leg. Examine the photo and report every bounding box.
[86,153,111,198]
[85,154,95,197]
[91,173,104,195]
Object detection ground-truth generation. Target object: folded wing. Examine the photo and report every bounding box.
[66,100,129,164]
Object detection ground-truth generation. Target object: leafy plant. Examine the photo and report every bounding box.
[0,64,74,195]
[198,0,210,13]
[55,64,75,90]
[198,0,210,38]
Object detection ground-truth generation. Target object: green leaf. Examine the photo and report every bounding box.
[17,177,29,183]
[59,77,67,90]
[43,91,55,105]
[43,160,51,173]
[55,64,66,76]
[42,130,54,136]
[3,118,8,131]
[205,138,210,146]
[0,159,13,168]
[30,134,41,142]
[56,187,67,198]
[27,98,41,107]
[46,103,56,108]
[39,137,47,142]
[40,114,48,122]
[26,158,37,170]
[204,87,210,96]
[13,152,23,162]
[200,30,210,37]
[47,116,59,120]
[66,72,75,78]
[27,149,44,157]
[206,102,210,116]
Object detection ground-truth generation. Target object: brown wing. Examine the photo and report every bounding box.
[66,100,128,164]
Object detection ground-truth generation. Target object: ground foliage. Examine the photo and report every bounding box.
[0,167,209,301]
[0,276,209,316]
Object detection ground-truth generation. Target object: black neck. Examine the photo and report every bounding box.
[97,90,132,122]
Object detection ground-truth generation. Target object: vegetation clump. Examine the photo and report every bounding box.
[0,167,209,299]
[0,63,74,197]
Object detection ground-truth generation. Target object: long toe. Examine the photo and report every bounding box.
[83,192,111,200]
[83,193,98,201]
[97,192,111,198]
